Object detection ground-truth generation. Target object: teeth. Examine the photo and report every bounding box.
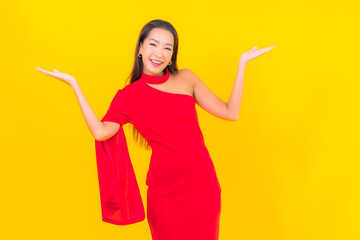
[151,59,162,64]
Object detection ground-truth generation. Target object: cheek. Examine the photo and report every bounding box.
[144,47,153,54]
[144,49,152,56]
[166,52,173,59]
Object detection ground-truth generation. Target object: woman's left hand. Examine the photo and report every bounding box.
[239,45,276,65]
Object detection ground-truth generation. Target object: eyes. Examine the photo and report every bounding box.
[150,43,172,51]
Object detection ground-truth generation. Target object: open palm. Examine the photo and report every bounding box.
[240,46,276,65]
[36,67,77,87]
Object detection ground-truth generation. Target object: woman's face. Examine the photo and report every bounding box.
[139,28,174,76]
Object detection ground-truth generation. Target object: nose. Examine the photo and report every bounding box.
[154,48,164,58]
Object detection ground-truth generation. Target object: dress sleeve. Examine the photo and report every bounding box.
[94,89,145,225]
[101,89,130,126]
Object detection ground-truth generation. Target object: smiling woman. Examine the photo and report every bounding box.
[95,20,224,240]
[139,28,174,75]
[36,17,276,240]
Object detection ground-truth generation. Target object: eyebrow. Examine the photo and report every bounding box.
[150,38,173,47]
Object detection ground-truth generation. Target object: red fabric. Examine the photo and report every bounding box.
[94,89,145,225]
[95,69,221,239]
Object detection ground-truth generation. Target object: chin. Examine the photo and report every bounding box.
[146,66,166,74]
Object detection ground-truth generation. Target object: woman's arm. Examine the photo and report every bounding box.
[71,82,120,141]
[226,61,246,120]
[191,46,276,121]
[190,65,243,121]
[36,67,120,141]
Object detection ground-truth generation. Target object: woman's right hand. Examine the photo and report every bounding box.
[36,67,77,87]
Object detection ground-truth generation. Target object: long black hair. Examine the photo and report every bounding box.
[125,19,180,150]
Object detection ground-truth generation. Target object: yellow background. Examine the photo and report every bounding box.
[1,0,359,239]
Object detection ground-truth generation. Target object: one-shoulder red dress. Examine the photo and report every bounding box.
[95,67,222,240]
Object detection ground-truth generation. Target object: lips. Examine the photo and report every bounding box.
[150,58,163,64]
[150,58,163,66]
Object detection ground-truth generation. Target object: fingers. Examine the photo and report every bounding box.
[36,67,63,77]
[36,67,49,74]
[252,46,276,52]
[255,46,277,55]
[266,46,276,51]
[261,46,276,52]
[36,67,56,77]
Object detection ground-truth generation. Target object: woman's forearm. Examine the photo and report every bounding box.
[227,61,246,120]
[71,82,104,140]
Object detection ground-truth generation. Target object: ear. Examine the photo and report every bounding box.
[139,42,143,54]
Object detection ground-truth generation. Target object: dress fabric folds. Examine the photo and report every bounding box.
[94,89,145,225]
[94,68,222,240]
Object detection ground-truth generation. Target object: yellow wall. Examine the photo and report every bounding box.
[1,0,359,239]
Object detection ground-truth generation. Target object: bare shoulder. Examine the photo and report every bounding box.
[174,68,200,85]
[177,69,233,120]
[169,68,198,97]
[177,68,196,78]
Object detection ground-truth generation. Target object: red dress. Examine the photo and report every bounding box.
[95,67,222,239]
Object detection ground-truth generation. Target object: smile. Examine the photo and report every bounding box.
[150,59,163,66]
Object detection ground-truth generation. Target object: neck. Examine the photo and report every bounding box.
[139,68,170,84]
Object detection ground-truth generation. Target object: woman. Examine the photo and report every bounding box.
[37,19,276,240]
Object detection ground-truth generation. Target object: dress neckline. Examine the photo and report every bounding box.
[139,68,170,84]
[138,68,195,101]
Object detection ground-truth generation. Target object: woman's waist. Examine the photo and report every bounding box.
[147,149,215,178]
[145,157,220,190]
[150,144,210,164]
